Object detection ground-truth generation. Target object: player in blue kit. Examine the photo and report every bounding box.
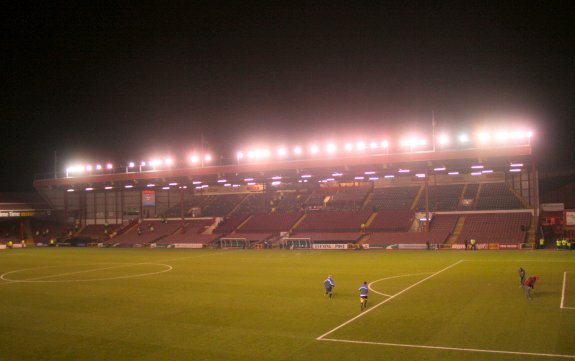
[359,281,369,311]
[324,275,335,298]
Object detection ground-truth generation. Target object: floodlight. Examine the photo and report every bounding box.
[67,188,75,192]
[96,164,102,171]
[416,173,426,178]
[247,182,256,186]
[293,146,302,155]
[232,184,240,188]
[236,151,244,160]
[147,184,155,187]
[271,181,281,186]
[325,178,335,181]
[477,131,490,143]
[125,185,133,188]
[471,172,482,176]
[344,143,353,151]
[192,181,202,185]
[380,140,389,148]
[217,179,227,183]
[437,135,449,145]
[471,165,484,169]
[140,161,147,166]
[104,186,113,190]
[247,150,256,159]
[356,141,366,151]
[310,145,319,154]
[162,187,170,190]
[458,134,469,143]
[526,130,533,138]
[301,174,312,178]
[326,143,337,153]
[106,163,113,170]
[369,177,379,181]
[510,163,523,167]
[204,154,212,162]
[369,141,378,149]
[398,169,410,173]
[277,148,287,157]
[224,183,231,187]
[272,176,282,180]
[482,170,493,174]
[85,187,94,191]
[364,171,376,175]
[354,176,364,180]
[165,158,174,166]
[448,171,459,175]
[128,162,135,168]
[434,167,446,171]
[509,168,521,172]
[384,175,394,179]
[189,155,199,163]
[169,182,178,186]
[244,178,254,182]
[332,172,343,177]
[86,165,93,171]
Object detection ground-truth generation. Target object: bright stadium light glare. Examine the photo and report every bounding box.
[369,141,378,149]
[204,154,212,162]
[416,173,426,178]
[434,167,446,171]
[105,186,113,190]
[293,146,302,155]
[192,181,202,185]
[95,164,102,171]
[471,165,484,169]
[326,143,337,154]
[128,162,135,168]
[244,178,254,182]
[67,188,75,192]
[147,184,155,187]
[344,143,353,151]
[380,140,389,148]
[85,187,94,191]
[471,172,482,176]
[332,172,343,177]
[398,169,410,173]
[356,141,366,151]
[247,182,256,186]
[165,158,174,166]
[277,148,287,157]
[384,175,395,179]
[236,151,244,160]
[419,139,427,146]
[125,185,133,188]
[106,163,113,170]
[510,168,521,172]
[448,171,459,175]
[271,181,281,186]
[437,134,449,145]
[224,183,231,187]
[169,182,178,186]
[217,179,227,183]
[482,170,493,174]
[477,131,490,143]
[309,145,319,154]
[354,176,364,180]
[458,134,469,143]
[369,177,379,180]
[272,176,282,180]
[85,165,93,172]
[189,155,199,163]
[140,161,146,167]
[510,163,523,167]
[364,171,376,175]
[162,186,170,190]
[301,174,312,178]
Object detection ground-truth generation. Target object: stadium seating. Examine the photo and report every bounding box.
[238,212,303,233]
[475,183,524,210]
[107,221,181,246]
[201,194,245,216]
[456,212,531,244]
[367,210,414,232]
[327,187,371,210]
[364,186,420,211]
[294,210,372,232]
[416,184,464,211]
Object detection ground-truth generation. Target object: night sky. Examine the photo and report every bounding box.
[2,2,574,191]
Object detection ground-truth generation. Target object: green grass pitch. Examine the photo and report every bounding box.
[1,248,574,360]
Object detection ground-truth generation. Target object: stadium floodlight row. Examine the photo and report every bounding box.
[62,128,533,179]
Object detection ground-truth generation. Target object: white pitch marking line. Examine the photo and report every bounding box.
[0,263,173,283]
[316,259,464,340]
[320,338,575,359]
[368,273,433,297]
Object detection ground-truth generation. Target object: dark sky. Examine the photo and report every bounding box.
[2,2,574,191]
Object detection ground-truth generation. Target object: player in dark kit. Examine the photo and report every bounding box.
[359,282,369,311]
[523,275,539,299]
[324,275,334,298]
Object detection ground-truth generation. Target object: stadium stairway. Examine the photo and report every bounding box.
[411,185,424,210]
[235,215,253,232]
[446,215,465,244]
[288,213,307,233]
[459,184,468,207]
[364,212,378,228]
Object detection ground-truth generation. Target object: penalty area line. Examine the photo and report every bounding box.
[319,338,575,359]
[316,259,464,340]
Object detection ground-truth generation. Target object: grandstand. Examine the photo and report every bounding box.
[9,127,570,250]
